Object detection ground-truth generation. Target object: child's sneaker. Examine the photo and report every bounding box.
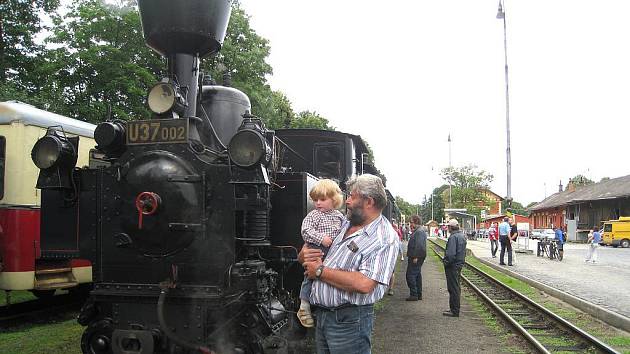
[297,307,314,328]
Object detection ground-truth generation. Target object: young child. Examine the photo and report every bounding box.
[297,179,345,328]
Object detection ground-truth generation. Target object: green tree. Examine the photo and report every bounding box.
[395,196,420,220]
[567,174,594,188]
[290,110,333,130]
[422,185,447,223]
[0,0,61,103]
[263,91,295,129]
[440,165,494,219]
[0,0,60,82]
[508,201,527,216]
[42,0,162,121]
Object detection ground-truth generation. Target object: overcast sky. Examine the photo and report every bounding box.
[239,0,630,206]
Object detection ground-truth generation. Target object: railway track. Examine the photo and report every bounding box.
[0,293,84,327]
[429,238,619,354]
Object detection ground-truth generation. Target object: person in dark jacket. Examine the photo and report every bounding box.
[405,215,427,301]
[442,218,467,317]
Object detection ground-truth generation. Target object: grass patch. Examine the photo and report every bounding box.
[374,298,386,312]
[606,336,630,347]
[0,318,83,354]
[1,290,36,306]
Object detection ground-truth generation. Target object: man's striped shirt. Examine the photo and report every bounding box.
[309,214,400,308]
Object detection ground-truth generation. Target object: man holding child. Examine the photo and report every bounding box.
[299,174,399,354]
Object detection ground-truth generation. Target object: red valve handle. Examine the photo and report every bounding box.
[135,192,160,229]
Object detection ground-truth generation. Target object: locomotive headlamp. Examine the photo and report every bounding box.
[95,121,126,156]
[31,132,77,170]
[228,129,267,168]
[31,129,79,190]
[147,80,186,115]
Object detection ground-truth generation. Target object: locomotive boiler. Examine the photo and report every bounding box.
[31,1,397,353]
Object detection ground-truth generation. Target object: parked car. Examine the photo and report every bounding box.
[541,229,556,240]
[530,229,544,239]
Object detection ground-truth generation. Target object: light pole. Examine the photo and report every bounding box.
[448,133,452,207]
[431,192,434,221]
[497,0,512,208]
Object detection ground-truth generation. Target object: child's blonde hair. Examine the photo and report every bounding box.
[309,179,343,209]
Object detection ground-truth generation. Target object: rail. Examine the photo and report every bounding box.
[429,238,618,354]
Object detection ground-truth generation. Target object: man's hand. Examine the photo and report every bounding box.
[412,258,418,264]
[303,258,323,280]
[298,244,324,265]
[322,236,333,247]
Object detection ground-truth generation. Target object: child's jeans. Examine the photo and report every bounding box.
[300,242,329,300]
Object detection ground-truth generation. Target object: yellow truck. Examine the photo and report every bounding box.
[602,217,630,248]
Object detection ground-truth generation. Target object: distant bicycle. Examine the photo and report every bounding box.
[537,238,563,261]
[548,240,563,261]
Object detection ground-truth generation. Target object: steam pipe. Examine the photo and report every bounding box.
[168,54,200,118]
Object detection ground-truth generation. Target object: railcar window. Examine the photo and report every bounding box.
[315,144,342,181]
[0,136,4,200]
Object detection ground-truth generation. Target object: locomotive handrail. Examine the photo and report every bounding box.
[275,136,309,164]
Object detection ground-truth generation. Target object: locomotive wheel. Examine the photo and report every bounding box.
[81,319,114,354]
[31,289,56,299]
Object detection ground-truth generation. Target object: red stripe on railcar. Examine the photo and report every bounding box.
[70,259,91,268]
[0,208,41,272]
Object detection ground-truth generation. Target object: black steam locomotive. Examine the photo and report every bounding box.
[31,1,398,353]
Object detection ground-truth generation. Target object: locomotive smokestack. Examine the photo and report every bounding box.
[137,0,232,117]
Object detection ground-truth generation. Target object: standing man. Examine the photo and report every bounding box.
[498,217,512,266]
[405,215,427,301]
[554,226,565,260]
[442,219,466,317]
[299,174,399,354]
[509,218,518,265]
[488,222,498,258]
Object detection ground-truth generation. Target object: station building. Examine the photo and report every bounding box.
[528,175,630,241]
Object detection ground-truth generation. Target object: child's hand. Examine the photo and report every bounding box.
[322,236,333,247]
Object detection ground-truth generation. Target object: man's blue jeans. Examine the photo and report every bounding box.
[313,304,374,354]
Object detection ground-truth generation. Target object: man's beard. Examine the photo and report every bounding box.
[347,202,366,226]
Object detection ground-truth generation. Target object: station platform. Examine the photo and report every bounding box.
[372,250,508,353]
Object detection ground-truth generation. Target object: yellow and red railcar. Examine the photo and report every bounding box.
[0,101,96,297]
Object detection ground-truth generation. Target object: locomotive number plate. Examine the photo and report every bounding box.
[127,119,189,145]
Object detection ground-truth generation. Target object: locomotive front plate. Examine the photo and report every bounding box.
[126,118,189,145]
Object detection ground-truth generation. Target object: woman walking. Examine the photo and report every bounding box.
[585,226,601,263]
